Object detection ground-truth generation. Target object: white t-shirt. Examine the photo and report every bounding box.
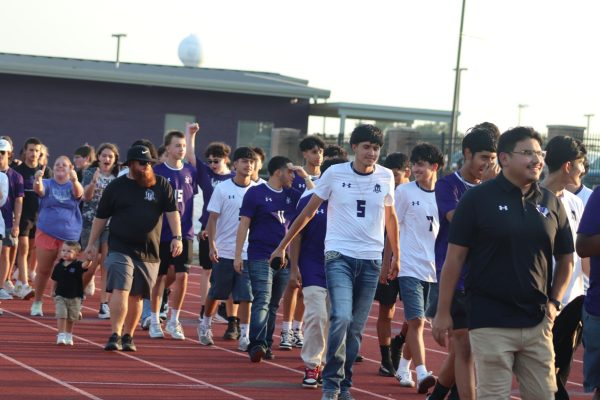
[314,162,394,259]
[206,178,256,260]
[555,190,585,305]
[395,181,439,282]
[575,184,593,206]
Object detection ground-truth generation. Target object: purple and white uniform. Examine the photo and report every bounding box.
[0,168,25,229]
[295,190,327,289]
[196,157,235,229]
[292,173,319,194]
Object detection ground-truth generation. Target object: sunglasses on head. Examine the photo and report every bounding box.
[207,159,221,164]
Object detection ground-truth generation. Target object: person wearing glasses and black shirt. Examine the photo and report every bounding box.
[433,127,574,399]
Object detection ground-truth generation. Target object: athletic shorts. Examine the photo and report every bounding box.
[2,228,17,247]
[79,226,109,249]
[450,290,468,330]
[105,252,159,300]
[425,282,439,319]
[35,229,64,251]
[19,218,36,239]
[374,278,401,306]
[207,258,253,303]
[54,295,82,321]
[158,239,193,275]
[398,276,431,321]
[198,236,213,270]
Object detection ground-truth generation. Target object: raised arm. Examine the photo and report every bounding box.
[185,123,200,167]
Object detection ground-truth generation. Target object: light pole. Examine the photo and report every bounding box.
[111,33,127,68]
[584,113,594,140]
[448,0,467,170]
[517,104,528,125]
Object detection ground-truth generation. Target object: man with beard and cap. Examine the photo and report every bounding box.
[85,145,182,352]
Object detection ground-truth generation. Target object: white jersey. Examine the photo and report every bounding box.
[314,162,394,259]
[395,181,439,282]
[575,184,593,206]
[207,178,256,260]
[555,190,585,305]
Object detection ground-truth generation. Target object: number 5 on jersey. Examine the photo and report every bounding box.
[357,200,366,218]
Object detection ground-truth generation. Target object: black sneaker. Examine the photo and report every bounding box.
[249,345,266,363]
[390,334,405,370]
[223,317,240,340]
[264,347,275,360]
[355,354,364,362]
[121,334,137,352]
[104,333,122,351]
[378,361,395,377]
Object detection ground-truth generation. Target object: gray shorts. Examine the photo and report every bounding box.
[105,252,159,299]
[79,226,109,249]
[2,228,17,247]
[54,296,82,321]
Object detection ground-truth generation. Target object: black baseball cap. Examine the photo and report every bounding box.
[126,145,157,164]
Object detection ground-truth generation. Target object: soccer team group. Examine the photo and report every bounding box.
[0,121,598,400]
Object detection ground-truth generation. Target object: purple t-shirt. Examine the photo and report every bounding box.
[292,173,319,194]
[154,162,198,241]
[196,157,235,228]
[240,183,301,260]
[295,192,327,288]
[37,179,82,241]
[0,168,25,229]
[577,187,600,316]
[434,172,474,290]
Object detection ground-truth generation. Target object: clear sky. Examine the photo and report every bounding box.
[2,0,598,136]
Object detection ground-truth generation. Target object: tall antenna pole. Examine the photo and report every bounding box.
[448,0,467,170]
[111,33,127,68]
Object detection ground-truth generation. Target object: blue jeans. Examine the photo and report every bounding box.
[247,259,290,350]
[322,251,381,395]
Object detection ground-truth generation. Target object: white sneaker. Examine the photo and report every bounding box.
[197,324,214,346]
[149,322,164,338]
[279,330,293,350]
[141,316,152,330]
[3,280,15,294]
[56,332,67,345]
[98,303,110,319]
[19,285,35,300]
[395,370,415,388]
[64,333,74,346]
[30,301,43,316]
[238,336,250,352]
[0,288,13,300]
[84,279,95,297]
[166,320,185,340]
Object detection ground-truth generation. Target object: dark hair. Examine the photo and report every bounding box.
[323,144,348,160]
[63,240,82,252]
[544,136,587,173]
[23,137,42,150]
[267,156,292,175]
[497,127,543,156]
[299,136,326,152]
[233,147,256,162]
[91,142,120,176]
[157,145,166,158]
[383,152,409,169]
[164,130,185,147]
[252,147,266,162]
[462,122,500,155]
[410,143,444,167]
[131,139,158,159]
[205,142,231,159]
[321,158,346,174]
[349,124,383,146]
[74,144,96,161]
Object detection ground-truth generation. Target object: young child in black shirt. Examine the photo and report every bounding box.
[51,241,96,345]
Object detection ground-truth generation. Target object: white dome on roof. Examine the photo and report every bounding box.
[178,34,202,67]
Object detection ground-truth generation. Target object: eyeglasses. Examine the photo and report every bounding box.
[137,161,152,166]
[207,159,222,164]
[511,150,546,158]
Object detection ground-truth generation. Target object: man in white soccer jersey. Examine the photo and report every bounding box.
[393,143,443,393]
[271,124,400,400]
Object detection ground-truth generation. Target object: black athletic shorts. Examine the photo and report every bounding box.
[450,290,468,330]
[198,236,213,270]
[19,218,36,239]
[374,278,401,306]
[158,240,193,275]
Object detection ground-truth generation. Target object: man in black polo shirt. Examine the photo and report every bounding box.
[433,127,574,399]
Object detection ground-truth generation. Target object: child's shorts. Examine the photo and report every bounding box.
[54,296,82,321]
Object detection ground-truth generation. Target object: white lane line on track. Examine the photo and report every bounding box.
[66,381,208,389]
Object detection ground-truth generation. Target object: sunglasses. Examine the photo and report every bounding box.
[137,160,152,166]
[207,159,222,164]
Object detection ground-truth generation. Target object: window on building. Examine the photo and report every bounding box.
[237,121,274,173]
[165,114,196,134]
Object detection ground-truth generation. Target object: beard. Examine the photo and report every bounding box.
[131,166,157,188]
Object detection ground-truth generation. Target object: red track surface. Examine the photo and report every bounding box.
[0,266,588,399]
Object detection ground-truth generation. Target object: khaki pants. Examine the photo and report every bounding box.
[301,286,330,369]
[469,317,556,400]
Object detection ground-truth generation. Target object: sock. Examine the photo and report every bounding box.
[292,320,303,331]
[379,345,392,365]
[202,315,212,328]
[240,323,249,338]
[428,381,451,400]
[398,357,411,373]
[150,312,160,324]
[170,309,180,323]
[282,321,292,332]
[415,364,428,381]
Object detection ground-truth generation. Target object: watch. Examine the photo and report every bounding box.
[173,235,183,241]
[549,298,561,311]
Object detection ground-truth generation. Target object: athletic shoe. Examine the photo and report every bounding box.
[84,279,95,297]
[197,324,214,346]
[223,317,240,340]
[166,320,186,340]
[30,301,43,316]
[249,345,266,363]
[279,330,293,350]
[3,280,15,294]
[98,303,110,319]
[339,392,355,400]
[355,354,364,362]
[293,328,304,348]
[238,336,250,352]
[0,288,13,300]
[396,370,415,388]
[64,333,74,346]
[302,366,319,388]
[417,372,436,394]
[378,361,396,377]
[213,313,228,324]
[121,334,137,351]
[18,285,35,300]
[104,333,122,351]
[149,322,164,338]
[264,347,275,360]
[390,334,405,371]
[141,316,152,330]
[56,332,67,345]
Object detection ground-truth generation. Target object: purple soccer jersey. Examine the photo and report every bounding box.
[154,162,198,241]
[292,173,318,194]
[196,157,235,228]
[434,172,474,290]
[577,187,600,316]
[239,183,301,261]
[295,192,327,289]
[0,168,25,229]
